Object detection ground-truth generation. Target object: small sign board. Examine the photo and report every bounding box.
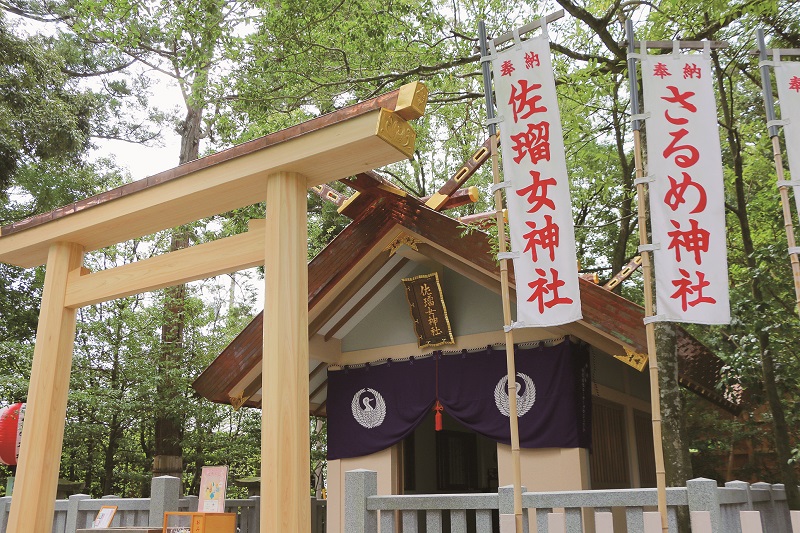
[198,466,228,513]
[91,505,117,528]
[402,272,455,349]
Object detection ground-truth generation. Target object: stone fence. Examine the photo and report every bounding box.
[0,476,325,533]
[345,469,798,533]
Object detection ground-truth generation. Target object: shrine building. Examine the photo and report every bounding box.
[192,169,739,533]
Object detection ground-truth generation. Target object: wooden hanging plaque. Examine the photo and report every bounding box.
[402,272,455,349]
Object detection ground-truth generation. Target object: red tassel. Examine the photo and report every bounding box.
[434,401,443,431]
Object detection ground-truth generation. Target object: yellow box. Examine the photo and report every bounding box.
[163,512,236,533]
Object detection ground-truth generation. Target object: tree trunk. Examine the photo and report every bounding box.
[84,413,95,494]
[154,231,188,479]
[711,51,800,509]
[189,416,205,497]
[103,413,122,495]
[655,321,693,533]
[179,106,202,164]
[104,321,124,495]
[152,105,203,482]
[655,322,693,486]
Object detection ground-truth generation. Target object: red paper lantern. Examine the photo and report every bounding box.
[0,403,25,466]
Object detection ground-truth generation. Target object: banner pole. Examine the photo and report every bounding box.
[480,20,523,533]
[480,21,497,139]
[626,20,669,533]
[757,29,800,318]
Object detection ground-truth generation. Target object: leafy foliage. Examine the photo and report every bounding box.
[0,14,93,195]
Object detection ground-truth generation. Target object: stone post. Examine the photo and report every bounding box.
[65,494,90,532]
[149,475,180,527]
[183,495,198,512]
[345,470,377,533]
[249,496,261,533]
[687,478,721,532]
[0,496,10,532]
[538,506,554,533]
[725,481,754,509]
[725,480,753,532]
[753,482,780,533]
[772,485,791,533]
[499,485,529,533]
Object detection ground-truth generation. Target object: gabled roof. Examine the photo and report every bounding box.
[192,175,741,415]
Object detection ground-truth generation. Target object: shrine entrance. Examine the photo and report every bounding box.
[402,411,499,533]
[402,411,498,495]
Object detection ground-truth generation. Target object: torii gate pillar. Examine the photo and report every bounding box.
[262,171,310,532]
[7,242,84,532]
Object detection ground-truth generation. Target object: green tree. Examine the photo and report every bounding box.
[0,8,132,492]
[0,10,112,346]
[38,0,256,477]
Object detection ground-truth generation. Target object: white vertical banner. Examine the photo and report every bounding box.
[641,53,730,324]
[775,60,800,217]
[492,31,582,327]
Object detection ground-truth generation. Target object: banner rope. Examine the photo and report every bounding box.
[434,351,444,431]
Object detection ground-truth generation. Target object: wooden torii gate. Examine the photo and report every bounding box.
[0,81,428,533]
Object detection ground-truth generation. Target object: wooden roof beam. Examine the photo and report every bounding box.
[229,362,330,412]
[604,256,643,290]
[339,170,402,193]
[322,257,410,341]
[311,184,349,208]
[308,249,394,336]
[458,209,507,230]
[425,135,494,211]
[421,186,480,211]
[309,378,328,402]
[336,178,408,220]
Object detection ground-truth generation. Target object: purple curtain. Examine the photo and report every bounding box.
[327,356,435,460]
[438,341,591,449]
[326,340,591,460]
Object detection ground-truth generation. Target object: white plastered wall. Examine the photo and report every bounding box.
[497,445,591,492]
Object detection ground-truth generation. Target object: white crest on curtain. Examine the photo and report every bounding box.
[351,388,386,429]
[494,373,536,417]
